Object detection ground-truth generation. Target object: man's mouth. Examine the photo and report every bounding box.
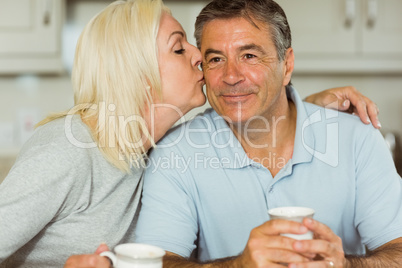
[222,93,251,97]
[221,93,253,102]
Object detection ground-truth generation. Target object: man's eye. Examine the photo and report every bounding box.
[244,54,256,59]
[209,57,221,63]
[174,49,185,54]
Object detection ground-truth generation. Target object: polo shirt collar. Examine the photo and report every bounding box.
[288,85,315,166]
[209,111,253,169]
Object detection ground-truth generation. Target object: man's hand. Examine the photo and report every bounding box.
[237,220,315,267]
[304,86,381,129]
[289,218,346,268]
[163,220,316,268]
[64,244,111,268]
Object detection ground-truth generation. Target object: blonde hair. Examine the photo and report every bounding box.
[38,0,170,172]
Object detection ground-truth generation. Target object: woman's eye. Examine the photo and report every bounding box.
[174,49,185,54]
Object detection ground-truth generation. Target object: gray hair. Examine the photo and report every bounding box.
[194,0,291,61]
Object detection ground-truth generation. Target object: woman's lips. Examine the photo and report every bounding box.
[198,77,205,86]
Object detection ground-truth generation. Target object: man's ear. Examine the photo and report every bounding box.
[283,48,294,86]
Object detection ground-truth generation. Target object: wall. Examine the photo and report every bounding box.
[1,0,401,183]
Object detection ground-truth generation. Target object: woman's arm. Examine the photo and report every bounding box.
[304,86,380,129]
[0,143,78,263]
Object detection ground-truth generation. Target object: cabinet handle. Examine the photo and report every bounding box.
[367,0,378,28]
[345,0,356,28]
[42,0,52,25]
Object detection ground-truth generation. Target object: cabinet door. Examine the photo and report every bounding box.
[0,0,64,73]
[362,0,402,55]
[0,0,60,54]
[275,0,356,55]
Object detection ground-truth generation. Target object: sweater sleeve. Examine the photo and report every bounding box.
[0,142,85,262]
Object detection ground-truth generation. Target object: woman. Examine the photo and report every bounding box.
[0,0,378,267]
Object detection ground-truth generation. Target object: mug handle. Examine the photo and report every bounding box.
[100,251,116,267]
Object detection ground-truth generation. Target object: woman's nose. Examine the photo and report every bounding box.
[191,45,203,68]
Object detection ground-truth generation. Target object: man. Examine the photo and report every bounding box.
[134,0,402,267]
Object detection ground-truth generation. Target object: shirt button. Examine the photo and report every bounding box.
[269,186,274,193]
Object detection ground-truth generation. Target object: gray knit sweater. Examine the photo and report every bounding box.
[0,115,143,267]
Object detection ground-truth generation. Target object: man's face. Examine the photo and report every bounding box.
[200,17,293,124]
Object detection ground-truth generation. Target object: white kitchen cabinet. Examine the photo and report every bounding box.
[0,0,65,74]
[362,0,402,55]
[275,0,402,73]
[276,0,356,55]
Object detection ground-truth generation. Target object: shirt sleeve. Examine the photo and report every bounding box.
[0,142,83,262]
[134,147,199,258]
[354,128,402,250]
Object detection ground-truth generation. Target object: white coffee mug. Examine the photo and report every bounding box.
[100,243,165,268]
[268,206,315,240]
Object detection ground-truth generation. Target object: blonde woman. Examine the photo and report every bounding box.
[0,0,378,267]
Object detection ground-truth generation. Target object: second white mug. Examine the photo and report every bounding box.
[100,243,165,268]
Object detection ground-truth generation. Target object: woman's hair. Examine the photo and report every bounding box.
[194,0,291,62]
[38,0,170,172]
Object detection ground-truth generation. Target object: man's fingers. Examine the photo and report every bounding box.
[256,234,315,256]
[293,239,337,258]
[261,236,315,259]
[289,260,334,268]
[302,218,337,242]
[291,219,346,268]
[249,228,317,260]
[256,219,309,237]
[243,220,317,266]
[295,219,343,256]
[261,248,311,264]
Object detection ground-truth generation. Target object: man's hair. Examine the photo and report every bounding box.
[38,0,170,172]
[194,0,291,61]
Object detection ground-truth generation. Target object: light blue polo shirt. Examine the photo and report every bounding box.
[135,86,402,262]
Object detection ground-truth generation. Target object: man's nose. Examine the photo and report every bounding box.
[223,60,245,86]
